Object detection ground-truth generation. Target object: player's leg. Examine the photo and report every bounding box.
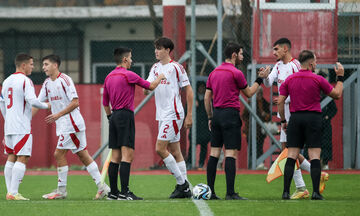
[283,113,304,200]
[8,134,32,201]
[4,154,16,197]
[76,148,110,199]
[156,121,185,186]
[281,125,308,199]
[42,148,69,199]
[4,136,16,198]
[207,147,221,200]
[206,109,223,200]
[168,141,187,180]
[107,149,121,200]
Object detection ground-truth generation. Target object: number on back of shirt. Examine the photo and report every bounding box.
[7,88,13,109]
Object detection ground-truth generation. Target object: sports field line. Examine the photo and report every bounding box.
[189,182,214,216]
[1,169,359,176]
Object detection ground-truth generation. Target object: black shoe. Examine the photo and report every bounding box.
[121,191,143,200]
[169,181,191,199]
[210,193,221,200]
[225,193,248,200]
[311,192,324,200]
[107,192,121,200]
[282,192,290,200]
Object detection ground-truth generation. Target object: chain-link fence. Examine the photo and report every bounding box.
[0,0,359,170]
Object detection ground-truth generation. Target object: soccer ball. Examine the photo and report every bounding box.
[192,183,212,200]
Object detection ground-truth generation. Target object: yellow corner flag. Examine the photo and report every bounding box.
[266,148,300,183]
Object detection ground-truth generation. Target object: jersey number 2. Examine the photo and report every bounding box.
[7,88,13,109]
[163,124,169,133]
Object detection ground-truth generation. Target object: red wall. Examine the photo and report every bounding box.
[0,84,344,169]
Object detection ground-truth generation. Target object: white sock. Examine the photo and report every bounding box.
[293,168,306,189]
[300,159,311,172]
[163,154,185,185]
[9,162,26,195]
[177,161,188,181]
[57,166,69,188]
[86,161,101,187]
[4,161,14,193]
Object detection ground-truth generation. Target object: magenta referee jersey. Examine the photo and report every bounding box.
[206,62,248,111]
[103,67,150,111]
[279,69,333,113]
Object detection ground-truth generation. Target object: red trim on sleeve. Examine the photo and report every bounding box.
[23,80,26,113]
[70,133,80,149]
[173,97,180,120]
[60,82,67,94]
[69,113,80,132]
[173,65,180,82]
[14,134,30,155]
[172,120,179,135]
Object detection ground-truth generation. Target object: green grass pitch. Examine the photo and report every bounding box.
[1,173,360,216]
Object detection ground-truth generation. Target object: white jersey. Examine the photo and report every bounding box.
[1,72,44,135]
[147,61,190,121]
[263,58,301,118]
[264,58,301,103]
[38,73,85,136]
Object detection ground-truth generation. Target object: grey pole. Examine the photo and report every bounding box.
[190,0,197,169]
[250,63,257,170]
[356,66,360,168]
[217,0,222,65]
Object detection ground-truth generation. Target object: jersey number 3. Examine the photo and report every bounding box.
[7,88,13,109]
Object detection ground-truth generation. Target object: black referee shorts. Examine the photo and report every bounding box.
[211,107,242,150]
[287,111,322,149]
[109,109,135,149]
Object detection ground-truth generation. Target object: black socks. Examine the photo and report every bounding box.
[207,156,219,195]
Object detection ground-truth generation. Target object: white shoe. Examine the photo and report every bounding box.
[42,189,67,199]
[256,163,268,170]
[94,183,110,200]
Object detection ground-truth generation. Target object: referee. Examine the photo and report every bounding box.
[278,50,344,200]
[204,42,265,200]
[103,47,165,200]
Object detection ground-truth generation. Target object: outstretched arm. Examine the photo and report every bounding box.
[184,85,194,129]
[45,98,79,123]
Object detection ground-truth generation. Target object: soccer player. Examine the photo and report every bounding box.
[37,54,110,200]
[145,37,193,198]
[259,38,328,199]
[204,42,265,200]
[1,53,50,200]
[279,50,343,200]
[103,47,165,200]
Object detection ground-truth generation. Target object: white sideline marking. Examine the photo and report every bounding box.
[189,182,214,216]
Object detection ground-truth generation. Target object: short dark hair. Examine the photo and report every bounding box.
[298,50,315,65]
[273,38,291,49]
[15,53,33,67]
[42,54,61,68]
[114,47,132,64]
[154,37,174,52]
[224,42,243,59]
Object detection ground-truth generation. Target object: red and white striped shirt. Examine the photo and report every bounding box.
[147,60,190,121]
[38,72,85,135]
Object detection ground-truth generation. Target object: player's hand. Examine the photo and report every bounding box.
[46,102,51,110]
[273,97,279,104]
[208,119,212,131]
[45,113,61,123]
[158,73,166,80]
[334,62,344,77]
[258,65,271,78]
[184,114,193,129]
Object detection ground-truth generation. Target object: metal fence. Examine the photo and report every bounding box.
[0,0,359,170]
